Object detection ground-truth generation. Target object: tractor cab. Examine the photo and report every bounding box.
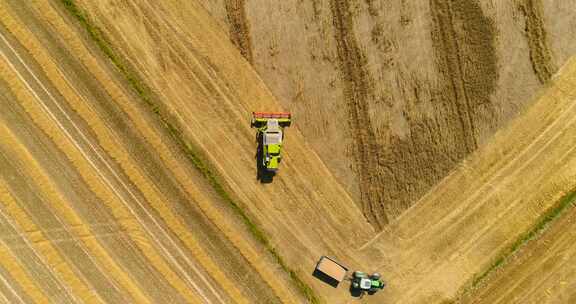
[263,120,283,153]
[351,271,386,295]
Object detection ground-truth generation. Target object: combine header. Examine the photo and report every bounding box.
[251,112,291,173]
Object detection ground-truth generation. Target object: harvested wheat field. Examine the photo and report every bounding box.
[0,0,575,303]
[459,192,576,304]
[0,0,315,302]
[360,57,576,303]
[199,0,576,229]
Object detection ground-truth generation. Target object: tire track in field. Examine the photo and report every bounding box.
[0,249,46,303]
[0,122,150,304]
[0,267,28,304]
[3,53,187,303]
[0,16,209,303]
[224,0,253,62]
[430,0,476,150]
[0,129,128,303]
[0,229,50,303]
[330,0,388,230]
[0,180,100,303]
[518,0,557,84]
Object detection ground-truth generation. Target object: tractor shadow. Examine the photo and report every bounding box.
[348,283,363,298]
[348,283,379,298]
[255,133,275,183]
[311,269,339,288]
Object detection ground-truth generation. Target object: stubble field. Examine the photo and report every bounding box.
[0,0,575,303]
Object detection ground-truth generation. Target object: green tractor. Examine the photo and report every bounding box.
[251,112,291,173]
[351,271,386,296]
